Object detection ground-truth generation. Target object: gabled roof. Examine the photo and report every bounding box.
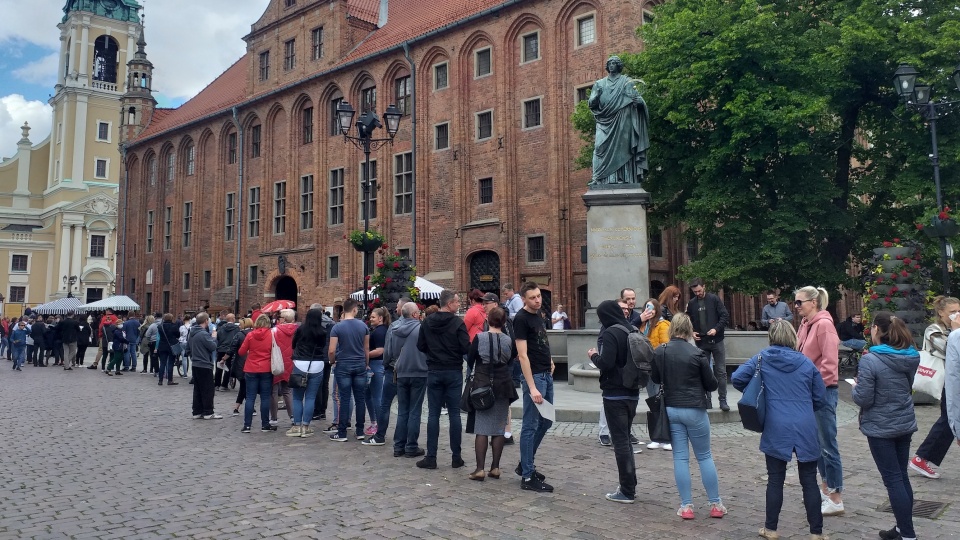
[135,56,248,141]
[132,0,521,145]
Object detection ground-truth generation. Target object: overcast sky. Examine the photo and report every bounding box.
[0,0,270,157]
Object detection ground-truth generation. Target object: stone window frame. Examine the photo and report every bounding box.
[248,265,259,286]
[434,122,450,151]
[9,253,29,273]
[8,285,27,303]
[521,96,543,130]
[478,177,493,205]
[433,61,449,90]
[520,31,541,65]
[96,120,112,142]
[327,255,340,280]
[575,12,597,49]
[526,234,546,264]
[474,47,493,79]
[475,109,493,141]
[94,157,110,179]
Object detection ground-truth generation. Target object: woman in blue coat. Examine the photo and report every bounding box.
[732,320,827,540]
[852,312,921,540]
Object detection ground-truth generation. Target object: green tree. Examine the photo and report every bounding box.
[574,0,960,295]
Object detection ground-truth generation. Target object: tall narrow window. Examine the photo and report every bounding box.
[166,153,175,182]
[360,160,378,221]
[226,268,234,287]
[203,270,211,289]
[163,207,172,250]
[527,235,545,263]
[521,33,540,63]
[283,39,296,70]
[146,210,154,252]
[361,86,377,114]
[182,202,193,247]
[97,121,110,141]
[523,98,542,128]
[183,273,191,290]
[148,156,157,185]
[311,27,324,60]
[328,256,339,279]
[225,193,235,241]
[249,266,259,285]
[248,187,261,238]
[185,143,196,175]
[576,15,596,46]
[302,107,314,144]
[251,125,261,158]
[88,233,106,256]
[273,181,287,234]
[228,133,237,164]
[435,123,449,150]
[394,152,413,215]
[329,168,344,225]
[259,50,270,81]
[479,177,493,204]
[395,76,411,115]
[477,111,493,140]
[475,48,492,77]
[649,229,663,258]
[300,175,314,230]
[95,159,108,178]
[329,97,343,135]
[434,62,448,90]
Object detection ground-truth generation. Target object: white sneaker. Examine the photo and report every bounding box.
[663,444,673,451]
[203,414,223,420]
[192,414,203,419]
[269,419,278,426]
[821,499,844,516]
[647,441,661,450]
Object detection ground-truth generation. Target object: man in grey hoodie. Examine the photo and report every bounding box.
[391,302,428,458]
[364,298,408,447]
[188,312,222,419]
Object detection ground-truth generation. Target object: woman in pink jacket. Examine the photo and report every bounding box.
[795,286,844,517]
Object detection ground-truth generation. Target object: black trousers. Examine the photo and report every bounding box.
[76,345,87,365]
[765,455,822,534]
[192,366,215,416]
[602,398,638,499]
[916,388,952,466]
[214,354,233,388]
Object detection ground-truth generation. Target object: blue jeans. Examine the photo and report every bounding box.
[868,435,915,538]
[158,351,175,382]
[841,338,866,351]
[815,386,843,492]
[12,345,26,369]
[244,372,273,428]
[520,372,554,478]
[180,350,190,377]
[335,361,367,437]
[123,339,139,370]
[666,406,721,506]
[426,370,463,459]
[365,359,384,426]
[291,367,324,426]
[394,376,427,454]
[376,368,398,439]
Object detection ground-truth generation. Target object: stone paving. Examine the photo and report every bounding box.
[2,364,960,539]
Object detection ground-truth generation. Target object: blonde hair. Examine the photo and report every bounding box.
[280,308,296,323]
[254,314,272,329]
[768,320,798,349]
[240,317,254,330]
[669,313,694,339]
[795,286,828,310]
[933,296,960,327]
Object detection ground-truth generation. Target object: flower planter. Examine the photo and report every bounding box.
[873,247,916,258]
[352,237,384,253]
[922,218,960,239]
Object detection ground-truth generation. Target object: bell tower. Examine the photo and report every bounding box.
[49,0,143,189]
[121,24,155,143]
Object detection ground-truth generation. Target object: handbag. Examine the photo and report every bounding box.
[270,329,285,376]
[469,379,496,411]
[738,355,766,433]
[645,386,671,443]
[289,360,311,389]
[913,349,945,398]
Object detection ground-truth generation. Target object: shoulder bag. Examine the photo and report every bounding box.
[270,329,285,376]
[914,334,945,398]
[468,334,498,411]
[737,355,766,433]
[161,326,184,356]
[288,360,311,389]
[645,350,672,443]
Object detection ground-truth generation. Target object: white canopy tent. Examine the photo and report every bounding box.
[32,297,84,315]
[349,276,444,301]
[79,295,141,312]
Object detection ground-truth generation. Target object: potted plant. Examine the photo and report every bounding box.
[347,230,386,253]
[916,206,960,239]
[368,246,421,314]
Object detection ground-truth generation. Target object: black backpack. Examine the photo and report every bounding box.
[608,324,654,388]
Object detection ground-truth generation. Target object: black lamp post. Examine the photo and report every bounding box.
[62,275,78,298]
[893,62,960,294]
[337,100,403,312]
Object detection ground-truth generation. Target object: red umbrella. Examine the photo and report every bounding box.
[261,300,296,313]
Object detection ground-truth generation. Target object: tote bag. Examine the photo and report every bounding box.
[913,350,945,399]
[270,329,285,376]
[737,355,766,433]
[645,387,671,443]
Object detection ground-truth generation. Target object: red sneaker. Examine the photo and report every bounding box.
[677,505,694,520]
[709,502,728,518]
[910,456,941,479]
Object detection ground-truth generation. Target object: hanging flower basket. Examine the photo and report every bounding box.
[347,230,386,252]
[921,217,960,239]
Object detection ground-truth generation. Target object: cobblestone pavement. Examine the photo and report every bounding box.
[2,365,960,539]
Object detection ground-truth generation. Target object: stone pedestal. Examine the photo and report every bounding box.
[582,187,652,329]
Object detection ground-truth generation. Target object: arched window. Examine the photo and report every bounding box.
[184,143,196,176]
[127,106,136,125]
[147,155,157,185]
[92,35,119,84]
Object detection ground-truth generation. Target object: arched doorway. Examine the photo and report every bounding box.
[650,280,666,302]
[275,276,298,303]
[469,250,500,293]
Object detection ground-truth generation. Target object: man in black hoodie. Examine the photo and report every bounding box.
[416,289,470,470]
[31,316,47,366]
[58,310,81,370]
[589,300,653,504]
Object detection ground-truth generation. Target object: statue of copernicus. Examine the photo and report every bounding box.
[588,56,650,186]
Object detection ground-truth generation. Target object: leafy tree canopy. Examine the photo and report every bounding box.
[574,0,960,296]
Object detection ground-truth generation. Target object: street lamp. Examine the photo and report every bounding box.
[62,275,78,298]
[336,100,403,312]
[892,62,960,294]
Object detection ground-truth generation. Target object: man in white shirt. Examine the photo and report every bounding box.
[551,305,568,330]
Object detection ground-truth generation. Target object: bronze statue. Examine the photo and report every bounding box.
[588,56,650,186]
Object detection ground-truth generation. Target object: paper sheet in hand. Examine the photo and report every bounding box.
[533,399,555,422]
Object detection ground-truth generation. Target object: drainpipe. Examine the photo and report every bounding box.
[119,143,128,295]
[232,106,244,315]
[402,42,416,268]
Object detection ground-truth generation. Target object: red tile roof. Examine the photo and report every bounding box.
[132,0,518,144]
[135,55,249,141]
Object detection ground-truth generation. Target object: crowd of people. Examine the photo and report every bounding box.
[4,281,954,540]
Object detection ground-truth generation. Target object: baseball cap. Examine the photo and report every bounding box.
[482,293,499,304]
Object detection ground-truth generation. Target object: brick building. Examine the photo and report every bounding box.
[119,0,682,323]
